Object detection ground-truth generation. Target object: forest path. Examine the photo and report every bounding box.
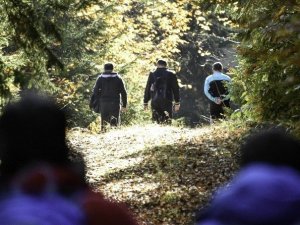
[68,123,247,225]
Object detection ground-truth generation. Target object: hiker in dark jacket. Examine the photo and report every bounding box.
[204,62,231,122]
[91,63,127,130]
[143,59,180,124]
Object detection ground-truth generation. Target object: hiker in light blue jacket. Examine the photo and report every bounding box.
[204,62,231,122]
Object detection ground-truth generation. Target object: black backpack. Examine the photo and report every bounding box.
[151,72,168,104]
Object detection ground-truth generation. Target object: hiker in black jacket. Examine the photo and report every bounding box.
[144,59,180,124]
[91,63,127,131]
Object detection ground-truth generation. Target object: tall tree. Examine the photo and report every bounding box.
[0,0,112,106]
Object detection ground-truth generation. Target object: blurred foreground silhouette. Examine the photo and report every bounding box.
[0,93,139,225]
[196,130,300,225]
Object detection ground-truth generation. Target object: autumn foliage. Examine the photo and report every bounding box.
[0,0,299,129]
[229,0,300,132]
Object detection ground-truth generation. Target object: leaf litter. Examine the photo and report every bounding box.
[68,123,248,225]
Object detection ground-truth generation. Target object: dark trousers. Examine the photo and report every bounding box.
[100,101,121,130]
[151,100,173,124]
[210,100,230,119]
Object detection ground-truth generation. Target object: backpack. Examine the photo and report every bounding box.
[151,72,168,104]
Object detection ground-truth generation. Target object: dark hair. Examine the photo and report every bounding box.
[0,93,71,178]
[157,59,167,67]
[213,62,223,72]
[104,63,114,71]
[240,129,300,172]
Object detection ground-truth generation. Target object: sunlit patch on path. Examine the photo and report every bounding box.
[69,124,211,182]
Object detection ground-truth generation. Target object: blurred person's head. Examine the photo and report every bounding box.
[196,130,300,225]
[157,59,167,68]
[240,129,300,172]
[0,93,71,179]
[197,164,300,225]
[104,63,114,72]
[0,93,138,225]
[212,62,223,72]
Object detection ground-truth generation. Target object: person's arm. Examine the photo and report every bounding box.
[169,72,180,111]
[89,76,101,109]
[204,76,218,103]
[119,78,127,108]
[143,73,153,106]
[93,76,102,96]
[170,72,180,103]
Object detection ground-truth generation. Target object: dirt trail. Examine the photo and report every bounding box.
[68,124,247,225]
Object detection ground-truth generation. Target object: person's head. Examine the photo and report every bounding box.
[212,62,223,72]
[240,129,300,172]
[0,93,71,178]
[196,164,300,225]
[104,63,114,72]
[157,59,167,68]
